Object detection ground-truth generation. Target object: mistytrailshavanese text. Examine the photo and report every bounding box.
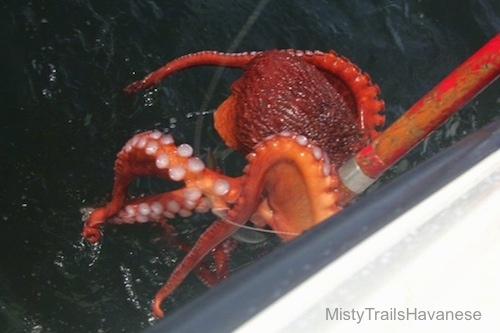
[326,307,482,324]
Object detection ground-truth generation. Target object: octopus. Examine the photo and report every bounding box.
[82,49,385,317]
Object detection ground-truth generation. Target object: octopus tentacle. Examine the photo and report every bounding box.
[82,130,241,243]
[228,131,341,241]
[124,49,384,142]
[212,50,383,166]
[106,196,234,298]
[124,50,262,95]
[152,219,241,318]
[124,48,384,151]
[158,222,234,291]
[288,49,385,139]
[107,189,209,225]
[195,238,237,287]
[160,222,236,290]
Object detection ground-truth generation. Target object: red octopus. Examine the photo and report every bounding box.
[82,49,385,317]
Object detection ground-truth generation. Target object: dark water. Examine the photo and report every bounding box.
[1,0,499,332]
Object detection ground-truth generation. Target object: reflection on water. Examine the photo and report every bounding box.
[1,0,499,331]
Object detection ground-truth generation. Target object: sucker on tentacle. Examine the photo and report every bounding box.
[82,131,241,243]
[228,131,340,241]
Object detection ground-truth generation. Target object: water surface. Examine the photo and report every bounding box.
[1,0,499,331]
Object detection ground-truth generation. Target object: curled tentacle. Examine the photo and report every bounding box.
[228,131,341,241]
[142,131,343,317]
[291,49,385,139]
[213,50,384,165]
[82,131,241,243]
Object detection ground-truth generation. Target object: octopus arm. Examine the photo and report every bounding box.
[152,219,241,317]
[124,50,260,94]
[296,50,385,137]
[228,132,341,241]
[82,131,239,242]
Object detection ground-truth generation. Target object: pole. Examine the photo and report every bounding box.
[339,33,500,197]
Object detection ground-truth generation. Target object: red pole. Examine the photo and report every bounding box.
[339,33,500,196]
